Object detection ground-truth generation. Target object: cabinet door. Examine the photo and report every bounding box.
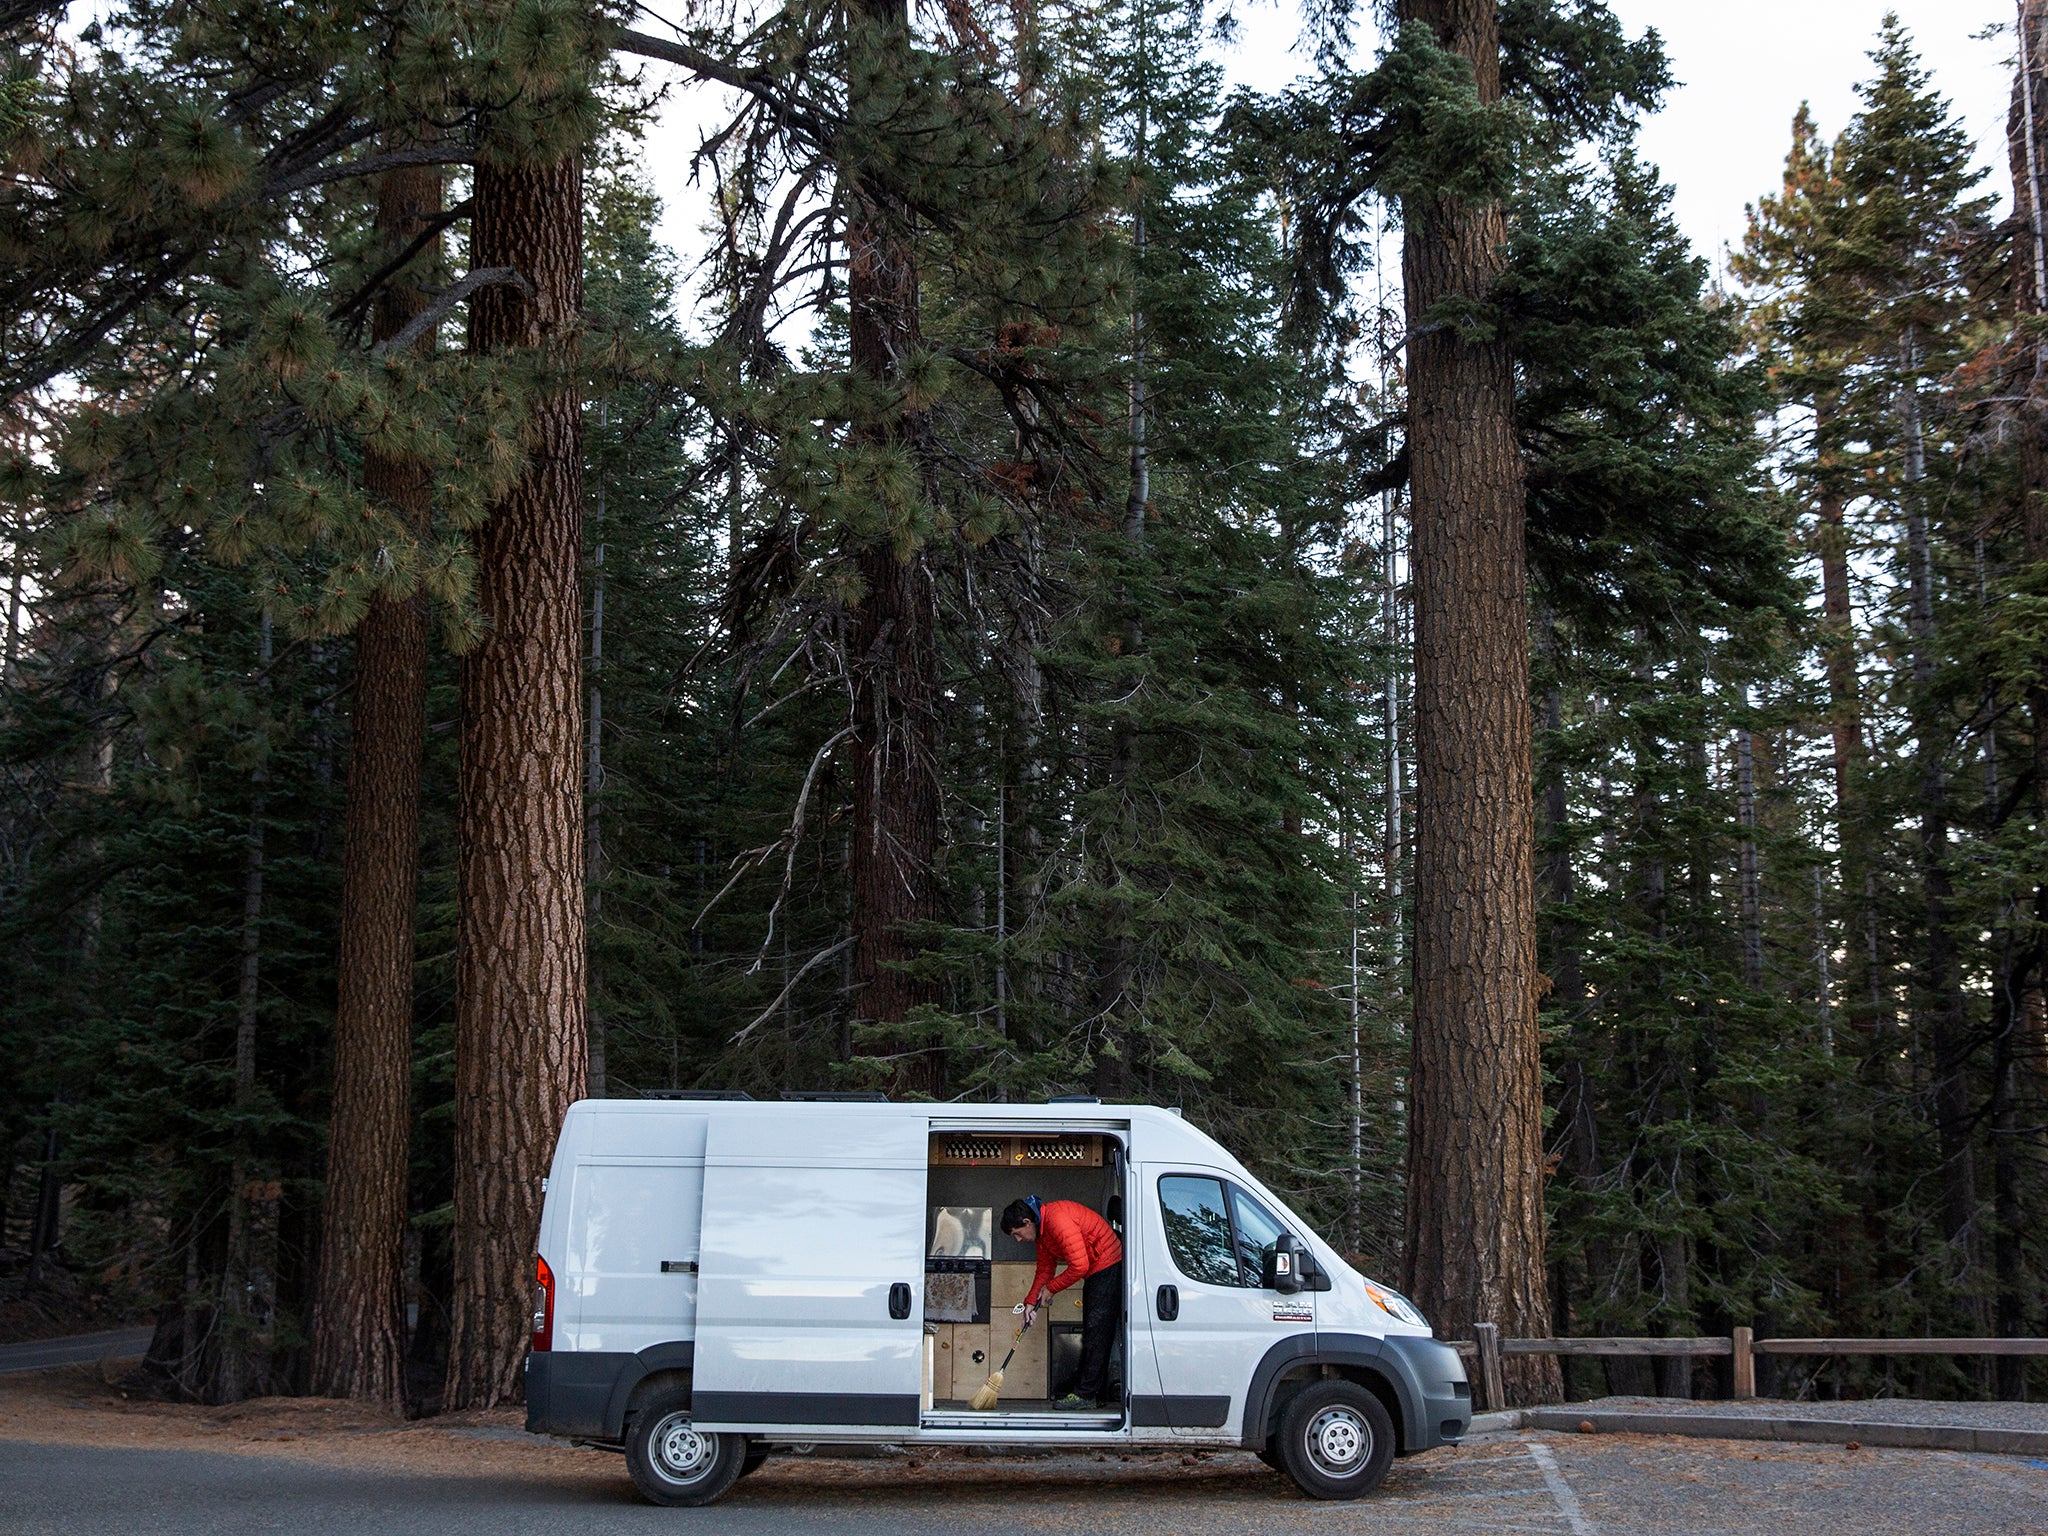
[1140,1168,1314,1437]
[690,1114,929,1429]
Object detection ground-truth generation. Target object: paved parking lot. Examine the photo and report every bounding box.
[4,1430,2044,1535]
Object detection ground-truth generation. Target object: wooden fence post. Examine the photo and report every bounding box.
[1731,1326,1755,1400]
[1475,1322,1505,1412]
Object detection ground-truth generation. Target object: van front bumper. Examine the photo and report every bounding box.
[1379,1335,1473,1450]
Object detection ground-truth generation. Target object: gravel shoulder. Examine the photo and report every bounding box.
[1570,1394,2048,1431]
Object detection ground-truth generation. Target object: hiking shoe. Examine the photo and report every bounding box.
[1052,1393,1091,1411]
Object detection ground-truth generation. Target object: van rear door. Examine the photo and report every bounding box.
[690,1110,928,1430]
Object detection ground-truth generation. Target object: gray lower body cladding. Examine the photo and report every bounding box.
[525,1344,694,1441]
[1240,1333,1472,1455]
[1378,1334,1474,1450]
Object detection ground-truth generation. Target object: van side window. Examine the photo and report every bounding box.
[1225,1185,1289,1287]
[1157,1175,1241,1287]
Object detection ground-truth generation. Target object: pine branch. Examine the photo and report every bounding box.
[612,29,840,146]
[370,267,531,357]
[329,199,474,326]
[263,145,475,200]
[729,939,852,1045]
[1356,441,1409,498]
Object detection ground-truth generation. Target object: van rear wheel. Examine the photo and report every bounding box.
[625,1386,746,1507]
[1274,1381,1395,1500]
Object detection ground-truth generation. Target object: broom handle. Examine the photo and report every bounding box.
[996,1348,1015,1372]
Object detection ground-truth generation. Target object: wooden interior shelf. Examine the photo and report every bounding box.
[929,1133,1104,1168]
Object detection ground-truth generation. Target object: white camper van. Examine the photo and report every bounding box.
[523,1095,1470,1506]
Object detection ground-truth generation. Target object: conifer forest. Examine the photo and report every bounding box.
[2,0,2046,1413]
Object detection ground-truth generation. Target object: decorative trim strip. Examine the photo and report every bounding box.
[691,1391,921,1427]
[1131,1394,1231,1429]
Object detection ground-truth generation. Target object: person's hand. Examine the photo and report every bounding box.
[1023,1302,1039,1330]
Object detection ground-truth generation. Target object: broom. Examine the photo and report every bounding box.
[967,1314,1031,1411]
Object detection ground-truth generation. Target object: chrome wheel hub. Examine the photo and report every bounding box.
[652,1414,714,1483]
[1305,1406,1369,1477]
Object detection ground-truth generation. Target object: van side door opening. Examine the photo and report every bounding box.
[920,1127,1130,1428]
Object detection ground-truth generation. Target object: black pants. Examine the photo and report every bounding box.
[1071,1263,1123,1403]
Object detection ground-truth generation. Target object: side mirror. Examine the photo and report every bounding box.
[1263,1233,1304,1295]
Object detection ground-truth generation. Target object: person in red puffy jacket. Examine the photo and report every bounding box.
[1001,1196,1123,1409]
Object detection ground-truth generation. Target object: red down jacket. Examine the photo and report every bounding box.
[1023,1199,1123,1305]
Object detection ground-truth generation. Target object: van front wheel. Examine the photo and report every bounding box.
[625,1388,746,1507]
[1274,1381,1395,1500]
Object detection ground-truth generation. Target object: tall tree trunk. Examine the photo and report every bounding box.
[310,162,438,1410]
[221,610,272,1403]
[1814,395,1861,814]
[1395,0,1557,1403]
[2006,4,2048,1377]
[1537,639,1611,1395]
[444,143,589,1412]
[586,402,607,1101]
[1094,98,1151,1099]
[844,0,943,1090]
[1898,345,1979,1293]
[1735,698,1765,993]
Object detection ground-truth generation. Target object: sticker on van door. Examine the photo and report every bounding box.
[1271,1304,1313,1323]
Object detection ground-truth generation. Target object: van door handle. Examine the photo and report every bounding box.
[1156,1284,1178,1321]
[888,1282,913,1320]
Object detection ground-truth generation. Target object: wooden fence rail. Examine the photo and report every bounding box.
[1443,1325,2048,1412]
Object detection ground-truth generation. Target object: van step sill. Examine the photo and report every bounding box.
[922,1412,1123,1431]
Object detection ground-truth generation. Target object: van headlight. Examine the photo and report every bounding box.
[1365,1281,1428,1328]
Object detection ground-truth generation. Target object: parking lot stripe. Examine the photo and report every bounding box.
[1525,1441,1597,1536]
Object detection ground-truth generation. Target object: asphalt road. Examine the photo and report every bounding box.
[0,1328,153,1376]
[3,1433,2045,1535]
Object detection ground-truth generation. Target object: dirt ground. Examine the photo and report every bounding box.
[7,1362,2048,1536]
[0,1362,1248,1489]
[0,1360,604,1480]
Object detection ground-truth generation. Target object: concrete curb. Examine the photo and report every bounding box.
[1467,1410,1524,1435]
[1505,1407,2048,1458]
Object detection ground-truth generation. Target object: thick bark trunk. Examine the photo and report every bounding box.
[844,0,943,1088]
[2001,9,2048,1387]
[1395,0,1557,1404]
[310,163,437,1412]
[444,146,588,1411]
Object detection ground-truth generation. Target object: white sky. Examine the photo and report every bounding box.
[637,0,2021,297]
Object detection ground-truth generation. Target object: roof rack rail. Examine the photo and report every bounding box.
[1046,1094,1101,1105]
[778,1090,889,1102]
[640,1089,755,1100]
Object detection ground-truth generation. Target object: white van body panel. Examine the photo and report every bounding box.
[525,1100,1466,1457]
[690,1111,928,1426]
[563,1159,706,1352]
[1140,1162,1314,1439]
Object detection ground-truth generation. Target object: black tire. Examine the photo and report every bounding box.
[739,1446,770,1479]
[1273,1381,1396,1500]
[1256,1445,1285,1473]
[625,1386,747,1507]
